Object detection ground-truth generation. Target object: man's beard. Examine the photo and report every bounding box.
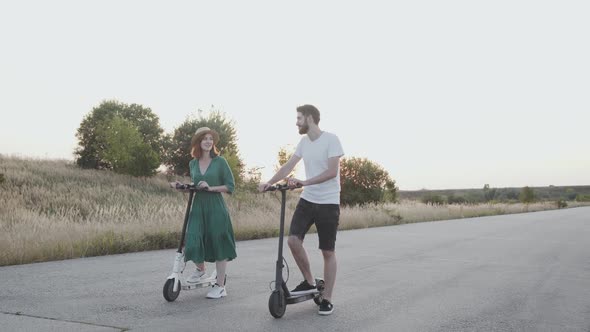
[298,122,309,135]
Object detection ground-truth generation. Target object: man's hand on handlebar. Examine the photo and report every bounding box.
[259,181,303,192]
[286,177,306,188]
[258,183,272,193]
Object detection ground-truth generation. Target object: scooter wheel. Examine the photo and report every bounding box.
[163,278,180,302]
[268,290,286,318]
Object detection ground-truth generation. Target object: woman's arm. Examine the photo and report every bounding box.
[208,185,229,193]
[219,157,235,193]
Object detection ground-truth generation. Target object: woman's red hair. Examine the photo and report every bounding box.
[191,133,220,158]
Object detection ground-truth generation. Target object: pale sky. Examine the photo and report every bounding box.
[1,1,588,190]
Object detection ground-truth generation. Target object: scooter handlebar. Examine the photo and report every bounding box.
[264,183,303,192]
[171,182,211,192]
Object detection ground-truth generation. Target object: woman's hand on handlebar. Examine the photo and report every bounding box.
[170,181,190,193]
[197,181,210,190]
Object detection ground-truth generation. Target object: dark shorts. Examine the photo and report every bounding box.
[289,198,340,251]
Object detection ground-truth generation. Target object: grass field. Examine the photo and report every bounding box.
[1,156,587,266]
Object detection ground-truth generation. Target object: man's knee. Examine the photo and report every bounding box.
[288,235,303,249]
[321,249,336,260]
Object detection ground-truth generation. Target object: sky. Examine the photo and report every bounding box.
[1,1,588,190]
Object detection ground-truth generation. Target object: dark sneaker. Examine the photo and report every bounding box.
[318,299,334,315]
[290,280,316,295]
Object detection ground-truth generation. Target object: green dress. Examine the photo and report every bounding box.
[184,156,237,263]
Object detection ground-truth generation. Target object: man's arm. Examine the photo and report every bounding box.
[259,154,302,190]
[291,156,340,187]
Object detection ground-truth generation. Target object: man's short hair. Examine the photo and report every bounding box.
[296,104,320,124]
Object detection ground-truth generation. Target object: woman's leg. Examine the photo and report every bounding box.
[215,260,227,286]
[187,261,206,283]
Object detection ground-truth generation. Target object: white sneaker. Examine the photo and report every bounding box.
[186,268,206,283]
[206,284,227,299]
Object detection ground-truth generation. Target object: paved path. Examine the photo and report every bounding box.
[1,207,589,331]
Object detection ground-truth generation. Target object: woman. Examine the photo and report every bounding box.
[179,126,237,299]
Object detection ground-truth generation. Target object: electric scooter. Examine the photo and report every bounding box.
[162,182,224,302]
[264,184,325,318]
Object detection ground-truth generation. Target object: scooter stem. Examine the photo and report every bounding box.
[177,190,195,253]
[275,189,287,289]
[169,252,184,292]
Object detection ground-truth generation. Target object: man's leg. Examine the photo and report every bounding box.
[321,249,337,301]
[316,203,339,302]
[288,199,315,285]
[288,235,314,284]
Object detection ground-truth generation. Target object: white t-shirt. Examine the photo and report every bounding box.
[294,131,344,204]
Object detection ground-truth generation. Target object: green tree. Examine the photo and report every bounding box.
[340,157,398,206]
[75,100,164,169]
[383,178,398,203]
[99,116,160,176]
[519,186,536,203]
[239,166,263,193]
[274,145,297,179]
[163,108,244,184]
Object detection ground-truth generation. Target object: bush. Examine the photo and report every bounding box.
[504,190,519,200]
[556,200,568,209]
[0,173,5,184]
[576,194,590,202]
[565,188,578,200]
[447,194,467,204]
[340,157,397,206]
[519,186,536,203]
[421,194,445,205]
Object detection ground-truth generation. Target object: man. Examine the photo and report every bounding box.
[259,104,344,316]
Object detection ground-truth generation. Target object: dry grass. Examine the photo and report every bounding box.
[1,156,587,266]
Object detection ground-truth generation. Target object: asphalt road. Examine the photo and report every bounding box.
[1,207,589,331]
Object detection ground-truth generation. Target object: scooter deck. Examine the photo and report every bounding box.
[287,289,320,297]
[286,289,320,304]
[181,277,217,290]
